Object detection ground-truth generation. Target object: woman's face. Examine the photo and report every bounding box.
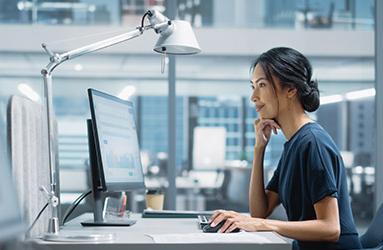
[250,64,280,119]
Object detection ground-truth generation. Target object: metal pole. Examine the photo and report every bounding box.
[42,72,59,234]
[375,0,383,211]
[166,56,177,210]
[165,0,177,210]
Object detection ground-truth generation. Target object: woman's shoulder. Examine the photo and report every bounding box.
[290,123,336,150]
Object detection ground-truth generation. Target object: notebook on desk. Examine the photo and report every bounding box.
[142,209,214,218]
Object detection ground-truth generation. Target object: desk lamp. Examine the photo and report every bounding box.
[40,9,200,241]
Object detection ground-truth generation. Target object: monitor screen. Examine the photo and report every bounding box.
[0,115,24,241]
[88,89,145,191]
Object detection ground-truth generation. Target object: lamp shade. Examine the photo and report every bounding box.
[153,20,201,55]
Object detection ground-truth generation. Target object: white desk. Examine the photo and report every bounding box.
[34,213,292,250]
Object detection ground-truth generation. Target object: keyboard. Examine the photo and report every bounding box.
[142,209,213,218]
[197,215,210,229]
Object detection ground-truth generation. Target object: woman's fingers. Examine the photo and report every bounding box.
[262,133,268,141]
[210,210,228,221]
[219,218,234,233]
[211,214,264,233]
[209,210,222,223]
[209,210,241,228]
[256,119,280,131]
[256,120,278,141]
[226,222,240,233]
[210,213,227,227]
[262,119,280,130]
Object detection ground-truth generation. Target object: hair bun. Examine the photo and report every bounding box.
[302,79,320,112]
[308,79,318,90]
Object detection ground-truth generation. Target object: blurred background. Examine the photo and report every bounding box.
[0,0,377,235]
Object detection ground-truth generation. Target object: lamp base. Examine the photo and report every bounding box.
[42,231,114,242]
[47,217,59,234]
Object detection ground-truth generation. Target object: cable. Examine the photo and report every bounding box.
[140,11,150,30]
[62,189,92,225]
[25,202,49,237]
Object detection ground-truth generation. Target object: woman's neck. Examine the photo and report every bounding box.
[276,108,312,141]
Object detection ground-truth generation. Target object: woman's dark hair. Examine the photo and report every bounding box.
[251,47,320,112]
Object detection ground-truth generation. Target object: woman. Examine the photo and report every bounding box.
[209,47,361,250]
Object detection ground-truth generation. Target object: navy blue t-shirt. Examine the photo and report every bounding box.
[266,122,361,250]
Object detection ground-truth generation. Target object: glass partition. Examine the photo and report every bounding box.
[0,0,377,235]
[0,0,374,30]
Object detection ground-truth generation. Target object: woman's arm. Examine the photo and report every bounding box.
[249,146,280,218]
[265,196,340,242]
[224,196,341,242]
[249,118,281,218]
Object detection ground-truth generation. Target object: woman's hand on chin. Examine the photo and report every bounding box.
[254,118,281,148]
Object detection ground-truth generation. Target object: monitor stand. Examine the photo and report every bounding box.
[81,119,136,227]
[81,190,136,227]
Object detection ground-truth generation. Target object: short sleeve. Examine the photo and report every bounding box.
[306,140,338,205]
[266,161,281,193]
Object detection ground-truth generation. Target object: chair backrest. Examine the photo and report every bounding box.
[7,95,52,238]
[226,166,251,210]
[360,203,383,248]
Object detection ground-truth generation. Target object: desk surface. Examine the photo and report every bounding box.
[34,213,292,250]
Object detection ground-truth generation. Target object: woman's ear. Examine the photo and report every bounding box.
[286,87,297,99]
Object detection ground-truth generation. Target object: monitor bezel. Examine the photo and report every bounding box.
[88,88,145,192]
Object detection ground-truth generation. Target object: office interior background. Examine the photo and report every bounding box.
[0,0,381,235]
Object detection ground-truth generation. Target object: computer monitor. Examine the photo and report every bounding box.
[0,115,24,241]
[82,88,145,227]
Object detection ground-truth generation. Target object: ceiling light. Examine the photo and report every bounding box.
[320,94,344,105]
[345,88,375,100]
[118,85,136,100]
[17,83,40,102]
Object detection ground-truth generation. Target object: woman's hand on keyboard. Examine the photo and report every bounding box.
[209,209,273,233]
[209,210,247,232]
[222,217,272,233]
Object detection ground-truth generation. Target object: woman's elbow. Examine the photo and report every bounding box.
[324,225,340,242]
[249,209,267,219]
[250,209,269,219]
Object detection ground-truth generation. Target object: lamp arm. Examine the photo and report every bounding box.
[62,28,143,60]
[41,27,147,75]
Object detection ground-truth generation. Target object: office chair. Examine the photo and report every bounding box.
[356,203,383,250]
